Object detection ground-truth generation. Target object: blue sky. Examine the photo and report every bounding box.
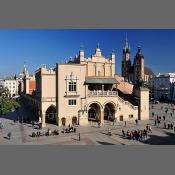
[0,29,175,78]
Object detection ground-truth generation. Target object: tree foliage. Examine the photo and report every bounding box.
[0,89,20,116]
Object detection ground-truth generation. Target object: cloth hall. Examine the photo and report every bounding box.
[22,44,149,127]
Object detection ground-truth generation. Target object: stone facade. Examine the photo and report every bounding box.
[30,46,150,127]
[150,73,175,101]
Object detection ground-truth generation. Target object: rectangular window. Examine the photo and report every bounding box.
[69,82,77,92]
[68,99,76,106]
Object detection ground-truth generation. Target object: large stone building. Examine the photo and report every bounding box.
[3,78,19,97]
[150,73,175,101]
[23,45,149,127]
[121,35,154,84]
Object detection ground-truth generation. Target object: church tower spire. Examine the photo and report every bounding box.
[23,62,29,77]
[121,33,131,80]
[125,32,129,49]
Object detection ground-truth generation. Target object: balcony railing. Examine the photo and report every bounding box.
[87,90,118,97]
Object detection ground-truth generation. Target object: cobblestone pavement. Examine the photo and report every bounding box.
[0,103,175,145]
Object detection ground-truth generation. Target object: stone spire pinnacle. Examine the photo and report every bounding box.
[125,32,129,49]
[23,61,29,76]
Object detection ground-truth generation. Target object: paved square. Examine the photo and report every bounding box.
[0,103,175,145]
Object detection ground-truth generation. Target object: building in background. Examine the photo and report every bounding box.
[150,73,175,101]
[22,64,36,95]
[0,79,4,88]
[3,78,19,97]
[121,35,154,85]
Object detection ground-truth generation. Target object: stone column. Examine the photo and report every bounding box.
[100,110,104,124]
[102,85,104,92]
[41,111,46,127]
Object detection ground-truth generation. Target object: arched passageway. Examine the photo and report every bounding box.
[104,103,115,121]
[45,105,57,125]
[88,103,101,122]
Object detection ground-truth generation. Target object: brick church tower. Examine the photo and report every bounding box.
[133,45,144,84]
[121,33,131,81]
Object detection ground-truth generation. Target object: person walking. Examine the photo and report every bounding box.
[171,123,173,130]
[157,119,160,127]
[149,125,152,133]
[7,132,11,140]
[135,119,138,125]
[154,119,157,126]
[122,130,125,137]
[124,121,126,127]
[164,122,166,129]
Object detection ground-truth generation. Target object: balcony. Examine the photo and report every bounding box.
[87,90,118,97]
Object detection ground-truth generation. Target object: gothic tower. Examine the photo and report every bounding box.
[121,33,131,81]
[133,45,144,84]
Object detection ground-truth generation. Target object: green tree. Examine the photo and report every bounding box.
[0,90,20,116]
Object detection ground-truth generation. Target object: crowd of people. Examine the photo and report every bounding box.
[62,124,77,133]
[122,124,152,141]
[31,128,59,138]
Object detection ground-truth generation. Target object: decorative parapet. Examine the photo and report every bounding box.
[87,90,118,97]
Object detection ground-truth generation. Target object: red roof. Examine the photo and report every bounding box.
[114,75,133,94]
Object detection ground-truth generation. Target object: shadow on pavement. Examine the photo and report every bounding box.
[140,131,175,145]
[97,141,115,145]
[3,136,9,140]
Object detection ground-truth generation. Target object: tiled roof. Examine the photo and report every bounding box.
[114,74,133,94]
[144,67,155,76]
[85,77,119,84]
